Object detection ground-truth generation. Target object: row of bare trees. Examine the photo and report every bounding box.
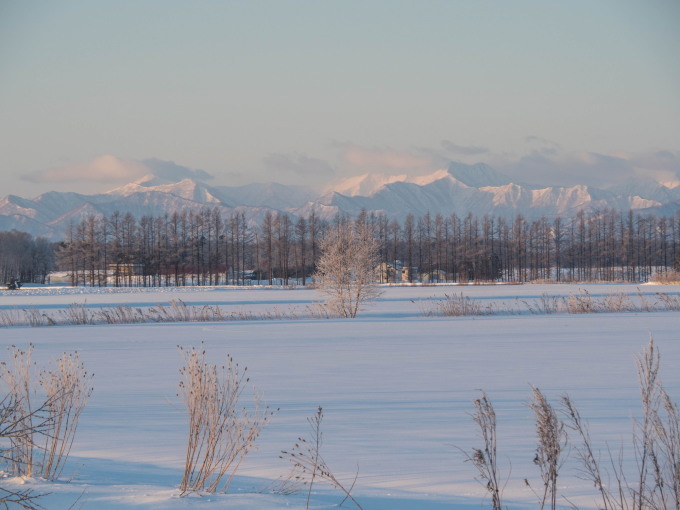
[54,209,324,287]
[52,207,680,287]
[0,231,54,285]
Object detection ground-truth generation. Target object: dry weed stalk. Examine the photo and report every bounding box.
[635,337,660,509]
[460,391,505,510]
[560,338,679,510]
[651,390,680,509]
[38,352,93,480]
[636,289,652,313]
[279,406,362,509]
[601,293,635,313]
[534,293,562,314]
[561,395,618,510]
[527,387,567,510]
[177,345,275,495]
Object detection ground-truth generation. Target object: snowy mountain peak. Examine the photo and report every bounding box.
[5,161,680,240]
[321,173,409,197]
[445,161,513,188]
[410,169,453,186]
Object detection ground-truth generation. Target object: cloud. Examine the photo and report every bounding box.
[413,140,491,169]
[262,152,335,183]
[336,143,434,173]
[22,155,148,184]
[524,136,562,157]
[624,150,680,183]
[22,155,214,188]
[141,158,213,182]
[440,140,490,157]
[499,148,680,188]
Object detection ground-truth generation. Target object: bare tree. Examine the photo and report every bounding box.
[313,219,383,318]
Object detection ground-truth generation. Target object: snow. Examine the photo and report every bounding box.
[8,161,680,240]
[1,283,679,509]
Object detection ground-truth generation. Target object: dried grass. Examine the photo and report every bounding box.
[459,392,504,510]
[425,293,493,317]
[527,387,567,510]
[177,345,276,495]
[38,352,93,480]
[467,339,679,510]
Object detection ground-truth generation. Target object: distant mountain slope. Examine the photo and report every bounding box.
[2,161,679,240]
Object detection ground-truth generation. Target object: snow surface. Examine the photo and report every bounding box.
[1,283,679,509]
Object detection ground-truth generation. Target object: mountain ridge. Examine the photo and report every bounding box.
[3,162,680,240]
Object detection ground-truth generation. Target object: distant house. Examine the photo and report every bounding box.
[421,269,446,283]
[377,262,400,283]
[401,266,418,282]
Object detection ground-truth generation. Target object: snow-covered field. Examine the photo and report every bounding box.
[1,283,679,509]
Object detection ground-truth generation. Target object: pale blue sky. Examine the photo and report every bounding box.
[1,0,679,196]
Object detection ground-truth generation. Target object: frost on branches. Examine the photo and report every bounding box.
[313,219,383,318]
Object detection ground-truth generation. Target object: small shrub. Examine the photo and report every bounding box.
[98,305,146,324]
[0,346,92,482]
[177,345,276,495]
[427,293,490,317]
[650,269,680,284]
[600,292,635,312]
[655,292,680,311]
[522,293,562,314]
[38,352,94,480]
[58,303,94,325]
[0,345,38,477]
[565,289,597,313]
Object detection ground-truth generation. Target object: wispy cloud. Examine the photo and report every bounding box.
[262,152,335,183]
[413,140,491,168]
[22,155,213,188]
[336,143,434,173]
[440,140,490,157]
[22,155,147,184]
[142,158,213,182]
[524,136,562,157]
[499,146,680,188]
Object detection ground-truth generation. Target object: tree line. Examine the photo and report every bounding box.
[0,230,55,284]
[44,207,680,287]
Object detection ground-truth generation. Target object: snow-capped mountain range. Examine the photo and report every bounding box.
[3,162,680,240]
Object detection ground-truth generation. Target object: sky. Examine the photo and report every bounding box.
[1,0,679,197]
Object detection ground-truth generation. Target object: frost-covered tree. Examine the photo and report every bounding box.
[313,218,383,318]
